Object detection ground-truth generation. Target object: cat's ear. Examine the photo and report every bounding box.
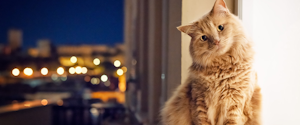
[177,24,195,36]
[211,0,229,15]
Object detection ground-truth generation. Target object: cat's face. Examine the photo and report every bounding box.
[178,0,244,65]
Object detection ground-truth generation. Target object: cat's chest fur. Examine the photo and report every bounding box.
[190,62,255,125]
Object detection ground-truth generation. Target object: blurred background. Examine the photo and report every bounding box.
[1,0,300,125]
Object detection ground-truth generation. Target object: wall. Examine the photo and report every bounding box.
[181,0,235,83]
[251,0,300,124]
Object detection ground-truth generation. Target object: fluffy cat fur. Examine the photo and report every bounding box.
[161,0,262,125]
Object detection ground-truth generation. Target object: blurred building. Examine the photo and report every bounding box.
[38,39,51,58]
[8,29,22,52]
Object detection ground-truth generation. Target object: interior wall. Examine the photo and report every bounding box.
[181,0,235,83]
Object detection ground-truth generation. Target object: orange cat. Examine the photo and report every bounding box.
[161,0,262,125]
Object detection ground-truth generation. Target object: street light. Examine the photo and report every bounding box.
[12,68,20,76]
[24,67,33,76]
[121,66,127,72]
[114,60,121,67]
[82,67,88,74]
[93,58,100,65]
[91,78,100,85]
[75,66,82,74]
[70,56,77,63]
[41,67,48,75]
[116,69,124,76]
[101,75,108,82]
[57,67,64,75]
[69,67,75,74]
[41,99,48,106]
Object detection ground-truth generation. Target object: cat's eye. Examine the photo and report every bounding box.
[218,25,224,32]
[200,35,208,41]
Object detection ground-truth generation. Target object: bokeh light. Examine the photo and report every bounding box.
[23,68,33,76]
[69,67,75,74]
[24,103,31,107]
[75,66,82,74]
[90,108,99,116]
[12,68,20,76]
[84,76,91,82]
[41,67,48,75]
[82,67,88,74]
[116,69,124,76]
[51,74,58,81]
[101,75,108,82]
[121,66,127,72]
[91,77,100,85]
[104,81,111,87]
[70,56,77,63]
[61,76,67,81]
[57,67,64,75]
[114,60,121,67]
[57,99,63,106]
[93,58,100,65]
[41,99,48,106]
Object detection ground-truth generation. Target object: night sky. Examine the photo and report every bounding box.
[0,0,124,49]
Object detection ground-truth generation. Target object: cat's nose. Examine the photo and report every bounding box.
[214,40,220,45]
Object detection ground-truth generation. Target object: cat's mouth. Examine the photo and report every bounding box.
[215,44,223,51]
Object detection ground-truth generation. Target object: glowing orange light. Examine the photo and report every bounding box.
[57,99,63,106]
[24,103,31,107]
[118,75,126,92]
[41,99,48,106]
[121,66,127,72]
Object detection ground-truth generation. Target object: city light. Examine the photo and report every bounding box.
[23,68,33,76]
[116,69,124,76]
[69,67,75,74]
[114,60,121,67]
[104,81,111,87]
[91,77,100,85]
[75,66,82,74]
[121,66,127,72]
[12,68,20,76]
[57,99,63,106]
[70,56,77,63]
[51,74,58,81]
[57,67,64,75]
[93,58,100,65]
[61,76,67,81]
[82,67,88,74]
[118,75,126,92]
[84,76,91,82]
[41,67,48,75]
[24,103,31,107]
[41,99,48,106]
[90,108,99,116]
[101,75,108,82]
